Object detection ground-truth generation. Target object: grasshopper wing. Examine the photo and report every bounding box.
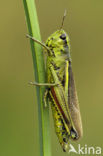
[68,61,83,139]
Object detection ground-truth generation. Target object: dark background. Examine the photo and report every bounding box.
[0,0,103,156]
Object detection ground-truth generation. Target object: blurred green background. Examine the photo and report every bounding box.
[0,0,103,156]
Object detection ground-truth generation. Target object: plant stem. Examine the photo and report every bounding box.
[23,0,51,156]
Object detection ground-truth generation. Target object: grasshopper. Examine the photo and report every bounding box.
[27,11,83,152]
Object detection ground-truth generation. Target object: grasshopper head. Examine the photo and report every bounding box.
[45,30,70,56]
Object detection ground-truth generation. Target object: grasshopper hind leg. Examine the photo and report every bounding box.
[70,127,78,140]
[49,96,70,152]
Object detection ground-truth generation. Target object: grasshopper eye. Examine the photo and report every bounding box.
[60,33,66,40]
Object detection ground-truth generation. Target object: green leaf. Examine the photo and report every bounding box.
[23,0,51,156]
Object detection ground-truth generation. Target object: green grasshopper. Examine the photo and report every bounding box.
[27,11,83,152]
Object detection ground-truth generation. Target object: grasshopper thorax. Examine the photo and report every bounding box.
[45,29,70,57]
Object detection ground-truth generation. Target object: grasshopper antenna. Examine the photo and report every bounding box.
[60,9,67,30]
